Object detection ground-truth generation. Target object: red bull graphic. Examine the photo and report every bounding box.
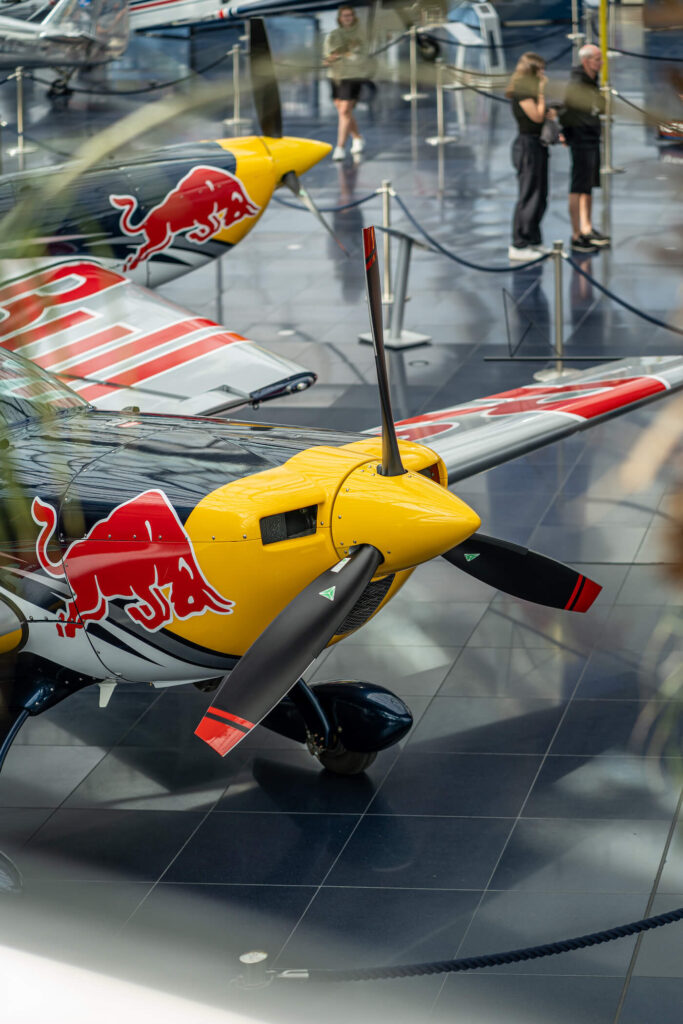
[31,490,234,638]
[110,166,261,271]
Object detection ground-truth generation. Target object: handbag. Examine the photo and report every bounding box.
[540,118,561,146]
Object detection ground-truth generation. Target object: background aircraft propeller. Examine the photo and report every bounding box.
[195,545,382,755]
[249,18,349,256]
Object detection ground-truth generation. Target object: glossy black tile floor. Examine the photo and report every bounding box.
[0,10,682,1023]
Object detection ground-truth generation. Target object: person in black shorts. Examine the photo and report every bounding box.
[560,44,611,253]
[324,6,371,161]
[506,52,554,261]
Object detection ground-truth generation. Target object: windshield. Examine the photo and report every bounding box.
[0,348,86,428]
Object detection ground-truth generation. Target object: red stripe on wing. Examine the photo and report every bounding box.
[73,331,242,401]
[34,324,135,370]
[0,310,95,352]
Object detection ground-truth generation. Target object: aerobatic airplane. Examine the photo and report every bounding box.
[1,226,682,779]
[0,0,129,98]
[0,20,333,416]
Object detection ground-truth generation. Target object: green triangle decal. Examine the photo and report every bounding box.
[319,586,336,601]
[464,552,480,562]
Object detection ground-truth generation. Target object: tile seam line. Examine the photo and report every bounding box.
[428,643,595,1014]
[611,781,683,1024]
[272,585,496,969]
[20,690,167,848]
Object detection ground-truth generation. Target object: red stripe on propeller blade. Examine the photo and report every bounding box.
[195,715,250,756]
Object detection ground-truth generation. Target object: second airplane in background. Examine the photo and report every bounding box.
[0,20,331,416]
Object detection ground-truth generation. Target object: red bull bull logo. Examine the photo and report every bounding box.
[31,490,234,638]
[109,166,261,272]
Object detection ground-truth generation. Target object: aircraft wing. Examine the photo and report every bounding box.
[0,259,315,415]
[387,356,683,481]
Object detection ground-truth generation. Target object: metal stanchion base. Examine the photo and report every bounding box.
[7,143,37,157]
[425,134,458,146]
[359,329,431,350]
[533,366,580,382]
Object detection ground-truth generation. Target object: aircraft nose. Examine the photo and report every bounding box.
[264,136,332,181]
[331,465,481,574]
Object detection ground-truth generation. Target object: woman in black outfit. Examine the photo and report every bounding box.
[507,52,550,262]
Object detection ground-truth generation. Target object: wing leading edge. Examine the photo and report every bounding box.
[0,259,315,416]
[384,356,683,481]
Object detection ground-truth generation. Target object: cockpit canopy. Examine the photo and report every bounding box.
[0,348,85,428]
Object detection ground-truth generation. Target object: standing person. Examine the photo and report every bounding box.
[324,6,371,161]
[560,43,610,253]
[507,52,552,262]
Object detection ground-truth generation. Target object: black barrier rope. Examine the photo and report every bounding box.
[423,23,569,51]
[282,905,683,982]
[275,30,409,70]
[612,87,682,131]
[392,191,550,272]
[610,46,683,63]
[273,190,378,213]
[565,256,683,336]
[29,49,231,97]
[444,69,510,103]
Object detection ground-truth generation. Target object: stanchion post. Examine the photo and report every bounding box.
[568,0,585,63]
[426,61,458,146]
[216,254,224,324]
[7,68,36,169]
[223,42,251,128]
[552,240,564,376]
[237,952,270,989]
[533,242,575,383]
[600,84,623,176]
[381,180,393,305]
[402,25,427,102]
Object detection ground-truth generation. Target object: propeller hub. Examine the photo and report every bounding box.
[331,463,480,574]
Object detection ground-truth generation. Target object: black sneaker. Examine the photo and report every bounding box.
[587,229,611,247]
[571,234,599,253]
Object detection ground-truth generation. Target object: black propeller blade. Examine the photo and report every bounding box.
[195,545,383,756]
[363,225,405,478]
[249,19,349,256]
[249,18,282,139]
[442,533,602,612]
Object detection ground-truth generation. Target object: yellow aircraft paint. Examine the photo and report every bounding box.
[213,136,332,247]
[171,438,479,656]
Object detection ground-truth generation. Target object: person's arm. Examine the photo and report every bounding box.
[519,72,547,124]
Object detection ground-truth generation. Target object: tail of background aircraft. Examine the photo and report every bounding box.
[42,0,129,51]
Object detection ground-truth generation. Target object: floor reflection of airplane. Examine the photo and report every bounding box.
[0,20,333,415]
[0,0,129,96]
[1,226,682,786]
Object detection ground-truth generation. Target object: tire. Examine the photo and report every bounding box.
[417,35,440,63]
[317,743,378,775]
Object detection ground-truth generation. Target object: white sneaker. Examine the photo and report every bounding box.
[332,145,345,161]
[508,245,544,262]
[350,136,365,154]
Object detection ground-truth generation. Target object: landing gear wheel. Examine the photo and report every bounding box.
[417,35,440,62]
[317,742,377,775]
